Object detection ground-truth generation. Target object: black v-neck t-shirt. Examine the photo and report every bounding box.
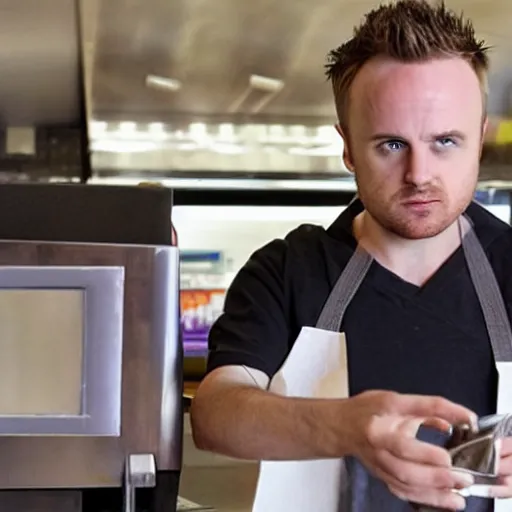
[207,200,512,510]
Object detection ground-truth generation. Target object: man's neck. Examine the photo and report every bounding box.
[353,211,462,287]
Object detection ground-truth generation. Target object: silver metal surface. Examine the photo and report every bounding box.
[153,247,183,470]
[3,0,508,132]
[0,0,81,126]
[88,175,357,192]
[0,242,182,489]
[0,265,124,436]
[82,0,512,124]
[127,454,157,488]
[77,0,512,182]
[3,0,512,181]
[123,454,157,512]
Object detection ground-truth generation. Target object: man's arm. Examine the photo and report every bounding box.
[191,364,477,510]
[191,364,476,462]
[191,236,349,460]
[190,364,351,461]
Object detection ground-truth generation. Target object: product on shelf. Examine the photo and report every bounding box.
[180,289,226,356]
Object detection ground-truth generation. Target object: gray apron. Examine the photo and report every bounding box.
[315,215,512,512]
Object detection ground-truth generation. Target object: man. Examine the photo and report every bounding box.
[190,1,512,511]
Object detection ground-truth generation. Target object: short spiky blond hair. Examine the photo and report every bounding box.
[325,0,490,129]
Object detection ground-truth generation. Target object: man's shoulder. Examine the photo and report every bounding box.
[282,221,354,270]
[284,222,330,248]
[237,223,332,288]
[466,201,511,249]
[467,202,512,297]
[485,226,512,275]
[246,223,328,267]
[240,220,352,306]
[252,220,350,264]
[208,222,349,377]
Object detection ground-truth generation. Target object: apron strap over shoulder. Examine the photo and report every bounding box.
[461,215,512,362]
[316,213,512,364]
[315,246,372,332]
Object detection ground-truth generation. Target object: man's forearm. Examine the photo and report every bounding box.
[190,384,355,461]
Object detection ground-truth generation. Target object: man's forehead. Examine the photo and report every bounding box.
[349,56,483,130]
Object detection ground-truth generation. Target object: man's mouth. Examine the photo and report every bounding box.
[401,198,440,213]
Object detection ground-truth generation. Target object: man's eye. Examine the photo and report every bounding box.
[436,138,456,148]
[383,140,405,152]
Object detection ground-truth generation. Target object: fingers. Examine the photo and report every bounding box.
[480,450,512,500]
[393,395,477,426]
[373,417,451,466]
[396,488,466,511]
[498,440,512,477]
[386,434,451,467]
[369,454,469,510]
[500,437,512,457]
[499,454,512,476]
[385,437,451,468]
[376,449,474,490]
[488,475,512,499]
[421,416,452,434]
[354,391,480,509]
[366,414,473,510]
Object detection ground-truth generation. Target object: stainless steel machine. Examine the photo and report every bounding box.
[0,183,182,512]
[0,1,184,507]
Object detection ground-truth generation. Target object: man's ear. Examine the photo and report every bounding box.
[335,124,355,173]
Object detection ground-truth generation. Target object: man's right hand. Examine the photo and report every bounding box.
[344,390,477,511]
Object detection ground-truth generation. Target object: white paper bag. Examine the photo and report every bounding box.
[252,326,349,512]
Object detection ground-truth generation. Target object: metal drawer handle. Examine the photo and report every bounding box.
[123,454,157,512]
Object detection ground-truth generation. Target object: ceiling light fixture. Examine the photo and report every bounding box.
[248,74,285,114]
[249,74,285,93]
[146,74,182,92]
[228,74,285,114]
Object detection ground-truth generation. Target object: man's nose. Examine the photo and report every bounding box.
[404,148,432,186]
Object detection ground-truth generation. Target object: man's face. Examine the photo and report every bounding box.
[341,57,486,240]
